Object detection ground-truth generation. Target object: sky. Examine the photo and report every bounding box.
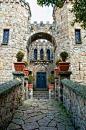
[26,0,53,23]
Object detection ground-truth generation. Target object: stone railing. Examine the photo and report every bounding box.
[0,78,22,129]
[61,78,86,130]
[0,71,29,129]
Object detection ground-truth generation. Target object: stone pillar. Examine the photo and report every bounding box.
[49,89,54,100]
[24,76,29,100]
[58,71,72,105]
[29,88,33,99]
[54,76,59,100]
[12,71,25,105]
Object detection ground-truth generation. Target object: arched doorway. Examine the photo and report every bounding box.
[27,32,56,89]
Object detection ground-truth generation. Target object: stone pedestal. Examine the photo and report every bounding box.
[24,76,29,100]
[29,88,33,99]
[12,71,25,105]
[58,71,72,105]
[54,76,59,100]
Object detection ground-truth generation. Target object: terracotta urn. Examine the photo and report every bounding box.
[14,62,26,71]
[48,85,54,89]
[55,68,59,76]
[24,69,29,76]
[28,84,33,89]
[58,62,70,71]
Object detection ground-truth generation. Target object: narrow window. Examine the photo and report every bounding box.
[34,49,37,60]
[40,49,44,60]
[47,49,50,60]
[3,29,9,44]
[75,29,81,43]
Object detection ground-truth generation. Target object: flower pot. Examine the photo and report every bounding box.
[55,68,59,76]
[58,62,70,71]
[28,84,33,89]
[48,85,54,89]
[14,62,26,71]
[24,69,29,76]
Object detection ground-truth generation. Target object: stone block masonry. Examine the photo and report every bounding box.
[61,78,86,130]
[0,78,22,129]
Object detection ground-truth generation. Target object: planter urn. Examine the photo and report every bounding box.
[28,84,33,89]
[14,62,26,71]
[58,62,70,71]
[55,68,59,76]
[24,69,29,76]
[48,85,54,89]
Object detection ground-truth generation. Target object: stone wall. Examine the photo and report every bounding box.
[0,78,22,129]
[0,0,31,81]
[61,78,86,130]
[53,2,86,84]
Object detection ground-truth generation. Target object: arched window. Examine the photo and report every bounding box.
[40,49,44,60]
[47,49,50,60]
[34,49,37,60]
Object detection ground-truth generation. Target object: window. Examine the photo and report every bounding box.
[29,71,32,75]
[34,49,37,60]
[3,29,9,44]
[40,49,44,60]
[75,29,81,43]
[47,49,50,60]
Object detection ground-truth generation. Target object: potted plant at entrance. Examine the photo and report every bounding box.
[48,75,54,89]
[14,51,26,71]
[58,51,70,71]
[28,75,35,89]
[55,59,62,76]
[23,60,29,76]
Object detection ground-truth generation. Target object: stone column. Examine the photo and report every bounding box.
[49,88,54,100]
[54,76,59,100]
[24,76,29,100]
[29,88,33,99]
[12,71,25,105]
[58,71,72,105]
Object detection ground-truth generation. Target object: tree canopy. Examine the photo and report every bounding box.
[37,0,86,29]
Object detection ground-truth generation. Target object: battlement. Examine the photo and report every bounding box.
[0,0,31,16]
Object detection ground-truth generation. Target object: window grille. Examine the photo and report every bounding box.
[34,49,37,60]
[40,49,44,60]
[47,49,50,60]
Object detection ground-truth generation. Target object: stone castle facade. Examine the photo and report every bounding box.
[0,0,86,85]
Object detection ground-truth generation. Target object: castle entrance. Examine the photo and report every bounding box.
[36,72,46,88]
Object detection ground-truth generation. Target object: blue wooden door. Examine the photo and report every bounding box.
[36,73,46,88]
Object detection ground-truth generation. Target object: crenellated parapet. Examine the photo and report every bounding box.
[0,0,31,16]
[27,21,56,34]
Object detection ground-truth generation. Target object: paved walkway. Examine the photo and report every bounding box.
[7,99,75,130]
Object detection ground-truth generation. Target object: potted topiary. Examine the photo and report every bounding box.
[14,51,26,71]
[48,75,54,89]
[58,51,70,71]
[28,75,35,89]
[55,59,62,76]
[23,60,29,76]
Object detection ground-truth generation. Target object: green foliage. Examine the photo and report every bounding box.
[60,51,68,58]
[31,26,34,30]
[28,75,35,84]
[55,59,62,66]
[16,51,24,62]
[23,60,28,67]
[37,0,86,29]
[48,75,54,84]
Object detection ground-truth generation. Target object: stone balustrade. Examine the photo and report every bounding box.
[0,78,22,129]
[61,78,86,130]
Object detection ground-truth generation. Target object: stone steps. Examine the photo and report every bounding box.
[33,91,49,99]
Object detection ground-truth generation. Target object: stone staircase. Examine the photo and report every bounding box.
[33,90,49,99]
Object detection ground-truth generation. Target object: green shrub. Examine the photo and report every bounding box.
[16,51,24,62]
[55,59,62,66]
[60,51,68,58]
[28,75,35,84]
[48,75,54,84]
[23,60,28,67]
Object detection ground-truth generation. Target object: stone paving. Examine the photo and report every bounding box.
[7,99,75,130]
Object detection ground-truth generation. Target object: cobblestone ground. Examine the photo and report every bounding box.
[7,99,75,130]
